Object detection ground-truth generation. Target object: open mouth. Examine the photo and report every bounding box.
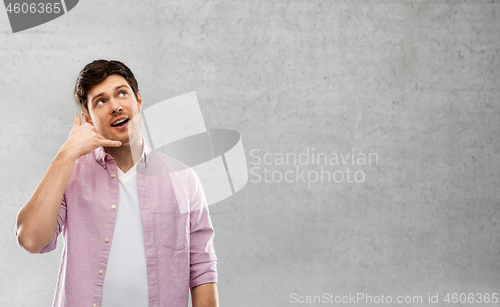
[111,118,129,127]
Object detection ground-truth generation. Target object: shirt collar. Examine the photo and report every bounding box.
[94,137,152,168]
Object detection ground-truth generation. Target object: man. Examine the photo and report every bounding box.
[15,60,218,307]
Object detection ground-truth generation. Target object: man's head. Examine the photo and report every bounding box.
[74,59,139,117]
[74,60,143,146]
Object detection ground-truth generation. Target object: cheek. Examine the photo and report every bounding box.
[92,119,107,133]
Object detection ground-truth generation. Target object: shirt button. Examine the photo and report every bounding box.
[106,156,111,160]
[93,304,97,307]
[111,173,116,178]
[101,162,105,166]
[105,238,109,243]
[98,270,103,275]
[111,205,116,209]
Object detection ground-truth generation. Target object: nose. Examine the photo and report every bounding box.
[109,98,123,114]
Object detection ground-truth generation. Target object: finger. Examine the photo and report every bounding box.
[100,139,122,147]
[73,114,81,129]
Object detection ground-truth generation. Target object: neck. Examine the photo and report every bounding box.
[104,135,143,173]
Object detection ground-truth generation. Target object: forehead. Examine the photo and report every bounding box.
[87,74,130,100]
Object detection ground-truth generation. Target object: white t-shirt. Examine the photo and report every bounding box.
[100,162,148,306]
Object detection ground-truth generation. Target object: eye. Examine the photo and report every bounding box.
[119,91,127,97]
[96,99,105,106]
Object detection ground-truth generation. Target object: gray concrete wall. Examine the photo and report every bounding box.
[1,1,499,306]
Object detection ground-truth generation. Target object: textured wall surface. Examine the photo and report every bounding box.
[1,1,499,306]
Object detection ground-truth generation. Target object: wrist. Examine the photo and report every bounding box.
[56,144,80,164]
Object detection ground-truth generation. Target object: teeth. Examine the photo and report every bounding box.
[113,118,127,125]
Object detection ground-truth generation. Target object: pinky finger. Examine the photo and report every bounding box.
[101,140,122,147]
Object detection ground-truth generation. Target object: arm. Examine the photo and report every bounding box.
[188,169,218,302]
[15,148,75,253]
[191,282,219,307]
[15,115,121,253]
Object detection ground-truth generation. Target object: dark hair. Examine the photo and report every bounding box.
[74,59,139,116]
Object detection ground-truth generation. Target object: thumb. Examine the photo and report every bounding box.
[73,114,81,129]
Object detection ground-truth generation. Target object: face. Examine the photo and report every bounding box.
[83,74,143,146]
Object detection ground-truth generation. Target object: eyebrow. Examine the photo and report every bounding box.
[91,84,130,104]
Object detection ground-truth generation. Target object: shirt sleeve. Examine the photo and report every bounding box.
[38,193,67,254]
[188,170,218,288]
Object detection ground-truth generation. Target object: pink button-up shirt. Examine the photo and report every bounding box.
[28,142,217,307]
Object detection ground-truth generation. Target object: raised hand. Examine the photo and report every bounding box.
[60,115,122,160]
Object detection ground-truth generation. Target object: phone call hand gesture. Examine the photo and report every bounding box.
[60,115,122,160]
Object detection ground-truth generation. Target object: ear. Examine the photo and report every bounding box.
[137,92,143,112]
[82,112,93,125]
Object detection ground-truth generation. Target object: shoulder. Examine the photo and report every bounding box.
[68,151,102,181]
[145,151,204,201]
[147,150,199,180]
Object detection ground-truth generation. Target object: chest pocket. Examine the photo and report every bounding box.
[153,211,188,250]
